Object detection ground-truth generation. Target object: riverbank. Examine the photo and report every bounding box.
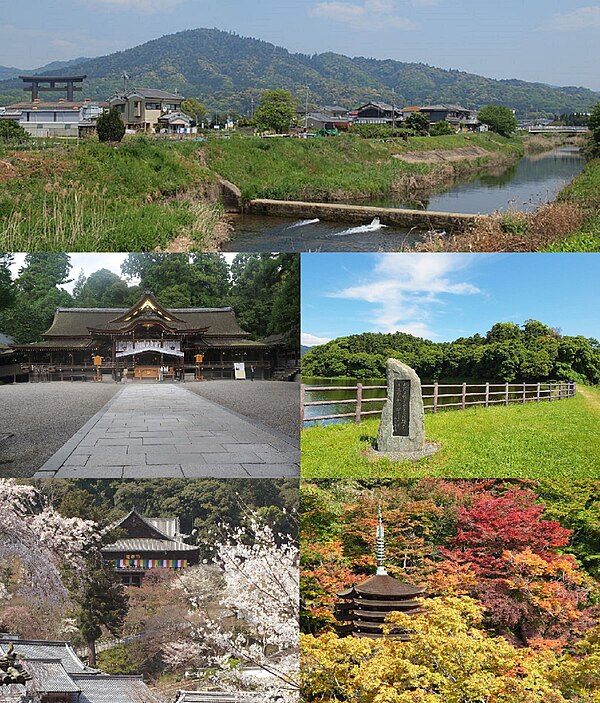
[204,132,524,203]
[301,386,600,478]
[0,138,229,251]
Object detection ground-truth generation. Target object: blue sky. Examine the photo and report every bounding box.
[1,1,600,90]
[301,253,600,346]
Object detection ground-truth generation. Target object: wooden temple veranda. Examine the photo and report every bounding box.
[6,292,289,383]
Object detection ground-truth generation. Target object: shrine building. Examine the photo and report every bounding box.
[335,511,424,639]
[11,291,278,382]
[102,509,200,586]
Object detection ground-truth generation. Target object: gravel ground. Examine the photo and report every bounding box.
[0,382,120,477]
[185,380,300,443]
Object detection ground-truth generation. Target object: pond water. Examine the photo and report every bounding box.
[302,377,558,426]
[223,148,585,252]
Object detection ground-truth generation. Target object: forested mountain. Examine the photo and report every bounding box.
[0,28,597,117]
[0,57,90,81]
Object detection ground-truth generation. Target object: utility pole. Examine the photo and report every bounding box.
[392,88,396,129]
[305,85,310,134]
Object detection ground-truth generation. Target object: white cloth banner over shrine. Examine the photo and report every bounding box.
[116,340,185,358]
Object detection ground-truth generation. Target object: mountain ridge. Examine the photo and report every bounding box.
[0,28,597,117]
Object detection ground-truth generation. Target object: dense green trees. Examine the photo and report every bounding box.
[0,253,299,344]
[406,111,430,135]
[254,89,298,133]
[478,105,518,136]
[302,323,600,384]
[587,102,600,157]
[96,107,126,143]
[0,120,29,144]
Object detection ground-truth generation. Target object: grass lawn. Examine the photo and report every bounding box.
[301,387,600,478]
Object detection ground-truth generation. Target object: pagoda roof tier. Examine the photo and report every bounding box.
[336,597,422,610]
[338,574,424,598]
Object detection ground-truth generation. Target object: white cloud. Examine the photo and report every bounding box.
[539,6,600,31]
[302,333,332,347]
[329,254,480,337]
[310,0,418,30]
[82,0,184,13]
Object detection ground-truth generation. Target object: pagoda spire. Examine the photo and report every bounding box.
[376,506,387,576]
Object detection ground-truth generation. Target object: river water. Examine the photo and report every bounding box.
[223,148,584,252]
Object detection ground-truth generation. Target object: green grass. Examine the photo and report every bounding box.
[302,387,600,478]
[0,138,221,251]
[203,132,523,201]
[546,158,600,252]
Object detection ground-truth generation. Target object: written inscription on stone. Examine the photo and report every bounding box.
[393,379,411,437]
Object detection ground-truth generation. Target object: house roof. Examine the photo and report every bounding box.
[158,111,192,124]
[420,104,472,112]
[6,102,88,110]
[73,675,164,703]
[110,89,183,101]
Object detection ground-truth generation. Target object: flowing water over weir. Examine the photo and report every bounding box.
[223,148,585,252]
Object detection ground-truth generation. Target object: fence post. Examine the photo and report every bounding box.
[485,382,490,408]
[505,383,509,406]
[573,382,577,397]
[549,381,553,401]
[300,384,305,425]
[433,382,439,414]
[461,382,467,410]
[536,382,541,402]
[522,381,526,403]
[355,383,363,423]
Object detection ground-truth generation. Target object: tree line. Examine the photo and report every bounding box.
[0,252,299,345]
[302,321,600,384]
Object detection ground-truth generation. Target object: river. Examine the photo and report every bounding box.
[223,148,585,252]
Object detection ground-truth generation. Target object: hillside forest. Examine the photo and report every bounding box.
[301,323,600,385]
[300,479,600,701]
[0,29,597,118]
[0,252,299,345]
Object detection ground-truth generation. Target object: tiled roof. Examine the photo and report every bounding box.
[26,659,81,692]
[176,692,262,703]
[103,538,199,553]
[0,640,92,674]
[73,674,164,703]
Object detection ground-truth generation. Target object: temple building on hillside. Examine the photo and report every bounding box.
[0,636,162,703]
[102,509,200,586]
[335,511,424,639]
[10,291,285,382]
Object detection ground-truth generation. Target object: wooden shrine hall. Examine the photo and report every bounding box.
[335,511,424,639]
[102,509,200,586]
[11,291,277,382]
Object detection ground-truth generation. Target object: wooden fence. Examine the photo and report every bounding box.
[301,380,577,424]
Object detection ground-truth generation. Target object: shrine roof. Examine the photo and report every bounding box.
[103,509,198,554]
[25,659,81,692]
[103,537,200,553]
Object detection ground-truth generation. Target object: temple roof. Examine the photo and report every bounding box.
[74,674,164,703]
[0,640,93,674]
[103,509,199,555]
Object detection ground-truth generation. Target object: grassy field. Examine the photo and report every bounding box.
[546,158,600,252]
[301,386,600,478]
[0,138,223,251]
[203,132,523,201]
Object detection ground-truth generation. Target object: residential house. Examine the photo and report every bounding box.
[107,89,188,133]
[353,102,403,125]
[419,104,480,131]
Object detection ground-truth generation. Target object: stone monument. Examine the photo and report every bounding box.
[376,359,438,460]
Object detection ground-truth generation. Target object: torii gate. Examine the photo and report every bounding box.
[19,75,87,101]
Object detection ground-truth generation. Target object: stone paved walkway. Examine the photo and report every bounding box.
[34,384,300,478]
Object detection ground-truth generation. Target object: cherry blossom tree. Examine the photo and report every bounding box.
[165,517,299,702]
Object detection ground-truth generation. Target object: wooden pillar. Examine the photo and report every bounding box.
[522,382,526,403]
[461,382,467,410]
[484,382,490,408]
[505,383,509,405]
[433,382,439,414]
[300,384,305,426]
[355,383,363,423]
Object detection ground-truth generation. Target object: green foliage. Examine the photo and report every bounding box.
[0,120,29,144]
[478,105,518,137]
[254,89,298,133]
[0,253,15,312]
[96,108,126,143]
[351,124,410,139]
[430,120,455,136]
[181,98,207,123]
[96,644,147,675]
[1,29,596,117]
[302,322,600,385]
[587,102,600,157]
[406,111,430,135]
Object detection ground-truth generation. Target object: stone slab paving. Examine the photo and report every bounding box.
[34,384,300,479]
